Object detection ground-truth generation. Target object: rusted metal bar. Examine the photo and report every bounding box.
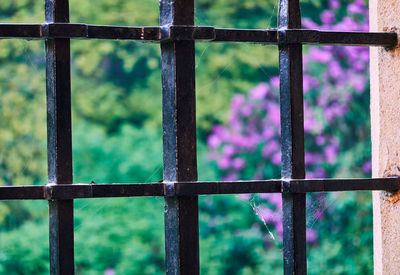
[0,23,396,48]
[0,24,42,38]
[174,180,282,195]
[87,25,160,40]
[42,23,87,38]
[46,183,165,199]
[290,177,400,193]
[278,0,307,274]
[45,0,74,274]
[174,178,400,195]
[160,0,199,273]
[1,178,399,200]
[161,25,215,41]
[283,29,398,47]
[213,28,278,43]
[0,186,46,200]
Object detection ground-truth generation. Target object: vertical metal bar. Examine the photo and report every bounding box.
[45,1,74,274]
[278,0,307,274]
[160,0,199,274]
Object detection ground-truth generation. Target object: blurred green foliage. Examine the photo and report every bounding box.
[0,0,374,274]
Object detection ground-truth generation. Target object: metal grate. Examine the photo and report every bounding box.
[0,0,398,274]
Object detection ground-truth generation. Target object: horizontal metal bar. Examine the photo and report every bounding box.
[0,23,162,40]
[46,183,166,199]
[44,24,163,40]
[173,180,282,195]
[0,23,396,47]
[161,25,215,41]
[0,24,43,38]
[283,29,398,47]
[42,23,87,38]
[290,177,400,193]
[0,186,46,200]
[213,28,278,43]
[1,177,399,200]
[87,25,160,40]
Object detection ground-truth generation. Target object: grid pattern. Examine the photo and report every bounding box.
[0,0,398,274]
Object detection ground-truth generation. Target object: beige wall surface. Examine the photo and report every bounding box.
[370,0,400,274]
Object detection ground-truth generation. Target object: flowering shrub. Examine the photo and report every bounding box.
[208,0,370,242]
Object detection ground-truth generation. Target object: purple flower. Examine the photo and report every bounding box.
[238,194,251,200]
[232,134,251,148]
[232,158,246,170]
[307,167,327,179]
[266,102,280,126]
[328,61,342,79]
[270,76,280,89]
[241,105,252,116]
[222,145,236,157]
[303,75,319,93]
[347,0,365,15]
[304,118,317,132]
[222,172,238,181]
[262,127,275,140]
[271,152,281,165]
[207,135,221,149]
[363,161,372,173]
[360,49,370,62]
[212,125,230,141]
[352,75,366,93]
[260,208,277,223]
[329,0,340,9]
[262,140,280,158]
[306,229,317,243]
[313,209,326,221]
[275,222,283,237]
[263,193,282,210]
[104,269,115,275]
[316,135,326,146]
[303,18,319,29]
[305,153,322,166]
[309,48,332,63]
[217,157,231,169]
[249,83,269,99]
[321,10,335,25]
[314,168,326,178]
[324,107,335,121]
[231,94,245,109]
[324,145,338,164]
[351,60,366,72]
[335,17,358,31]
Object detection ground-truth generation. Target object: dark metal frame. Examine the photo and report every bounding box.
[0,0,398,274]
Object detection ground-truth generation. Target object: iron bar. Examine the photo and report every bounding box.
[87,25,160,40]
[174,180,282,195]
[160,0,199,273]
[0,24,42,38]
[0,186,46,200]
[46,183,165,199]
[0,23,396,48]
[281,29,397,47]
[278,0,307,274]
[213,28,279,43]
[45,0,74,274]
[290,178,400,193]
[1,178,399,200]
